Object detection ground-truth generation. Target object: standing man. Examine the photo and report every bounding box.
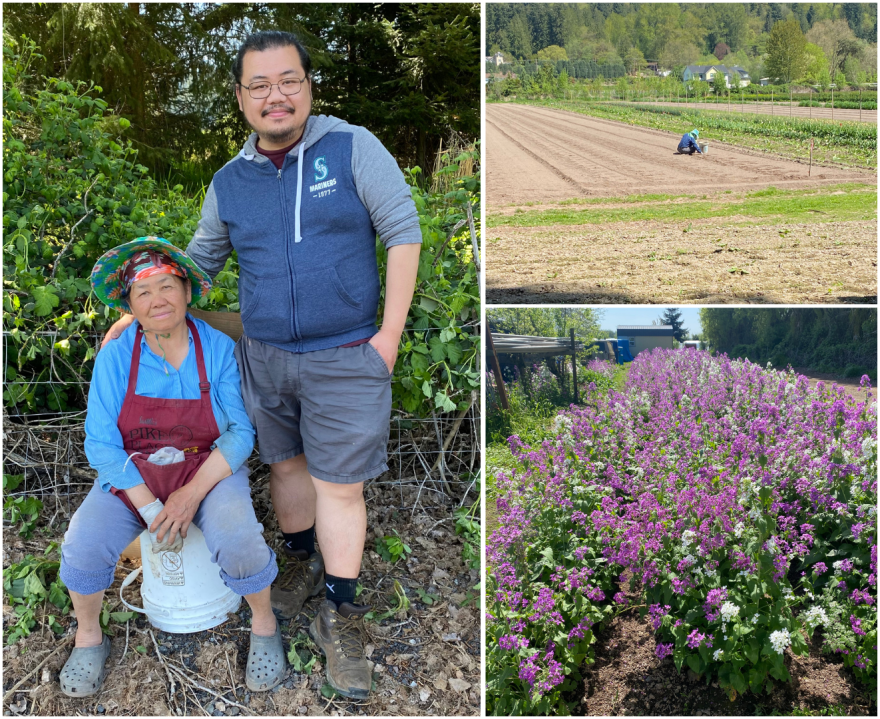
[103,30,422,699]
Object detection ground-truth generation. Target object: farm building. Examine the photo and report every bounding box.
[617,325,674,357]
[683,64,750,88]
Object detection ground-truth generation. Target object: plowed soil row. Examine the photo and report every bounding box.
[486,104,874,204]
[486,217,877,305]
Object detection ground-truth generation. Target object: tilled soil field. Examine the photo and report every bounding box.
[486,216,877,305]
[486,104,874,204]
[2,460,480,717]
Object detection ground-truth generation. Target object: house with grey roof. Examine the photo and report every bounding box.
[683,64,750,88]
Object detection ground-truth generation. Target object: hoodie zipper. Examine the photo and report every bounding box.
[276,162,300,344]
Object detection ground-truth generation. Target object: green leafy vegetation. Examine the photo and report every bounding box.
[287,632,318,675]
[488,184,876,229]
[454,473,481,570]
[375,530,412,564]
[699,308,877,379]
[5,4,479,183]
[3,544,71,645]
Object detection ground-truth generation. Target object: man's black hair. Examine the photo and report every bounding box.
[232,31,312,85]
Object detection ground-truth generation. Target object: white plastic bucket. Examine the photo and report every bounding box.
[698,141,709,155]
[120,524,240,633]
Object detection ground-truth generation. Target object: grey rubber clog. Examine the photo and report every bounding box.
[59,635,111,697]
[246,624,286,692]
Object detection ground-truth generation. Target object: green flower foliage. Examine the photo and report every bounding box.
[3,38,480,418]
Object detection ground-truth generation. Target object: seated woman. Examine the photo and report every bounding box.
[59,237,285,696]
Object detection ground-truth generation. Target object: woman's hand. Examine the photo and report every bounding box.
[150,483,203,546]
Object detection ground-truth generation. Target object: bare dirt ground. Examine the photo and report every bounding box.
[576,586,876,716]
[636,100,877,124]
[2,459,480,717]
[486,104,875,204]
[486,217,877,305]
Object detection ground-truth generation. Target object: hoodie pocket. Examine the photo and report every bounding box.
[296,268,370,339]
[240,274,295,344]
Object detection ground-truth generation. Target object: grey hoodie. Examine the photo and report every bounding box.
[187,114,422,353]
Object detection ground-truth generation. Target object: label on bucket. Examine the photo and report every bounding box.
[160,551,185,586]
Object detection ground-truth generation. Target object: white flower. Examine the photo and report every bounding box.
[802,606,828,627]
[713,649,724,661]
[751,614,760,624]
[720,602,739,623]
[833,560,845,572]
[573,485,586,494]
[769,629,791,654]
[682,529,697,547]
[733,522,744,538]
[782,587,793,599]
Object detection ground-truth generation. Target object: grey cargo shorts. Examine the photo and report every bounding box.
[234,336,392,483]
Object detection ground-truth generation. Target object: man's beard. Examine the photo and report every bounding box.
[261,125,300,145]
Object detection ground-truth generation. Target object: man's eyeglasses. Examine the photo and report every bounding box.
[239,78,307,99]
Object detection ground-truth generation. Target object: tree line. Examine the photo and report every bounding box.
[487,3,877,88]
[3,2,479,187]
[699,308,877,378]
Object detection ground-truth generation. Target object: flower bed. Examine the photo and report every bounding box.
[487,349,876,715]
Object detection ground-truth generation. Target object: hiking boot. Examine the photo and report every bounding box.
[309,600,372,699]
[270,549,324,618]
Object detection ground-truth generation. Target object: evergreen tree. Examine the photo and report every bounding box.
[659,309,688,343]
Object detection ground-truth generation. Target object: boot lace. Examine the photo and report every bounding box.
[336,615,365,658]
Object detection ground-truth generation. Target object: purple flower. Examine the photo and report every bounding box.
[813,562,827,576]
[850,615,867,636]
[499,635,529,651]
[687,629,707,649]
[655,643,674,660]
[613,591,628,605]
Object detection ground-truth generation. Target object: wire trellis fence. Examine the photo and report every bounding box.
[3,328,481,527]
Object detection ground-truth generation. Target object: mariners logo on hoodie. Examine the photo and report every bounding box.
[310,156,336,197]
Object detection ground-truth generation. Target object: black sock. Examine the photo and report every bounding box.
[282,525,315,556]
[325,574,358,608]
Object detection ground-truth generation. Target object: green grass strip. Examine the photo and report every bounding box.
[488,184,877,228]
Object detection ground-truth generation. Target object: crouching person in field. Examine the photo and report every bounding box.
[58,237,283,697]
[677,128,704,155]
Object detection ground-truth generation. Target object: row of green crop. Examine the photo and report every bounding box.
[581,101,876,150]
[799,101,877,110]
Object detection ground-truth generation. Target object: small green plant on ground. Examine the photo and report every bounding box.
[3,544,70,644]
[375,530,412,564]
[454,472,481,570]
[287,632,318,675]
[3,473,42,539]
[99,603,137,636]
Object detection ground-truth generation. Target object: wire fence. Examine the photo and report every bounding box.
[3,328,481,525]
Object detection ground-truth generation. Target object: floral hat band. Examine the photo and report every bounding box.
[121,250,187,298]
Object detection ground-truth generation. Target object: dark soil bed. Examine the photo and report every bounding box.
[3,459,480,716]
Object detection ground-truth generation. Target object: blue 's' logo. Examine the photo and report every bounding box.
[314,156,328,182]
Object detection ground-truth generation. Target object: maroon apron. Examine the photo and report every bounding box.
[110,318,220,526]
